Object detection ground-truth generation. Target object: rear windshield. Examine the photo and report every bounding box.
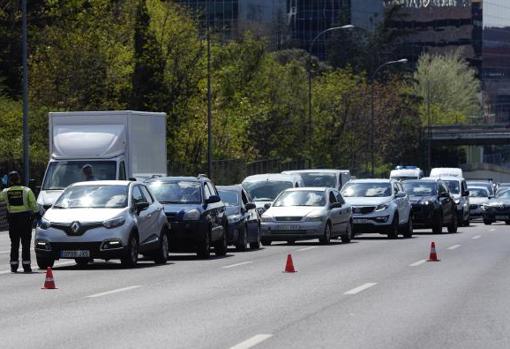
[341,183,392,197]
[403,182,437,196]
[299,173,337,188]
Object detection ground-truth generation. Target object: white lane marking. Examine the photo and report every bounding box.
[472,235,481,240]
[447,244,461,250]
[230,334,273,349]
[0,250,10,254]
[86,285,141,298]
[409,259,427,267]
[344,283,377,295]
[222,261,253,269]
[296,246,317,252]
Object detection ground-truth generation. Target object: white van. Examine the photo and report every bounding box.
[430,167,463,178]
[282,169,351,190]
[390,168,423,181]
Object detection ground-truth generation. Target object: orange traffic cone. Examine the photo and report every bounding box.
[427,242,440,262]
[284,254,297,273]
[42,267,57,289]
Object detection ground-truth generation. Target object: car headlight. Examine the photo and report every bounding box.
[39,218,51,230]
[103,216,126,229]
[421,201,430,206]
[454,199,460,205]
[183,209,201,221]
[228,214,242,223]
[261,215,274,222]
[375,203,389,211]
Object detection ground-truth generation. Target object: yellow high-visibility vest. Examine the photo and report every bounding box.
[0,186,38,214]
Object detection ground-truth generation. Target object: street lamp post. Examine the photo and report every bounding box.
[22,0,29,185]
[369,58,408,177]
[206,0,212,178]
[307,24,354,166]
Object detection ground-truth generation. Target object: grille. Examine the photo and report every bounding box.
[352,206,375,214]
[275,217,303,222]
[51,222,103,236]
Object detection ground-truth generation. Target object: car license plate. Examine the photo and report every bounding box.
[279,225,301,231]
[60,250,90,258]
[354,218,370,224]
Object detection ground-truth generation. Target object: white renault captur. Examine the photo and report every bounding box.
[35,181,169,269]
[341,179,413,239]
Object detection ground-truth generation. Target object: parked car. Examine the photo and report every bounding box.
[35,180,170,269]
[467,180,495,197]
[468,186,491,220]
[402,179,458,234]
[424,176,470,226]
[341,179,413,239]
[217,185,261,251]
[260,187,352,245]
[146,176,227,259]
[242,173,304,215]
[482,190,510,225]
[281,169,351,190]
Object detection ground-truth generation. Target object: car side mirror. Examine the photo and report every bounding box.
[245,203,256,210]
[463,191,470,197]
[264,203,271,210]
[205,195,221,205]
[135,201,150,213]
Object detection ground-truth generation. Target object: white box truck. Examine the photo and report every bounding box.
[37,110,167,210]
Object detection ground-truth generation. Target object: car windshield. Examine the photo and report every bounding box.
[148,181,202,204]
[299,173,337,188]
[497,190,510,199]
[273,191,326,207]
[469,188,489,198]
[53,185,128,209]
[42,161,117,190]
[342,183,392,197]
[218,190,239,206]
[392,176,419,181]
[403,182,437,196]
[243,180,294,201]
[443,180,460,194]
[468,182,493,195]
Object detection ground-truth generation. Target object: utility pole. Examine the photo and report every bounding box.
[427,79,431,172]
[21,0,30,186]
[206,1,212,178]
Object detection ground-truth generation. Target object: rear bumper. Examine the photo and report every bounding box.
[261,221,325,241]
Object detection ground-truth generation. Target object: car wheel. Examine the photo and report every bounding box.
[432,213,443,234]
[402,215,413,239]
[387,215,399,239]
[319,222,332,244]
[261,239,272,246]
[197,229,211,259]
[37,257,54,270]
[250,223,261,249]
[341,222,352,243]
[236,224,248,252]
[448,213,458,234]
[75,258,91,267]
[153,230,169,264]
[483,218,492,225]
[214,227,228,256]
[121,234,139,268]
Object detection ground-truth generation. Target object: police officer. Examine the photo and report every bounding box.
[0,171,38,273]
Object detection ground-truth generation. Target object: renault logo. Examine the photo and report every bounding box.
[70,222,80,234]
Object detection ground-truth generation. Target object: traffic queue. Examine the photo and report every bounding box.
[4,161,510,273]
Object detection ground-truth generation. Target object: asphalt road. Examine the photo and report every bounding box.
[0,222,509,349]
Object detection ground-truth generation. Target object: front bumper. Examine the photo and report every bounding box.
[167,220,209,251]
[411,204,436,227]
[260,221,325,241]
[482,207,510,222]
[351,209,394,233]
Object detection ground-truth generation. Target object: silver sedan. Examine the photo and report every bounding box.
[35,180,169,269]
[260,187,352,245]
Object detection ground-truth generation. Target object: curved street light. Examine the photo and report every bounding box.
[370,59,408,177]
[307,24,354,166]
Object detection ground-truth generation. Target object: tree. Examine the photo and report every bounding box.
[413,50,481,125]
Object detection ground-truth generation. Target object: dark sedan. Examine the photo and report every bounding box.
[482,190,510,225]
[403,179,457,234]
[217,185,261,251]
[147,176,228,259]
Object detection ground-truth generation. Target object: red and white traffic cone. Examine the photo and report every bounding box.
[42,267,57,289]
[284,254,297,273]
[427,242,440,262]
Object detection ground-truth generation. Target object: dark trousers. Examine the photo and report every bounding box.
[8,212,33,267]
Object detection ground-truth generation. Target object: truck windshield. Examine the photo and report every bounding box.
[42,161,117,190]
[299,173,337,188]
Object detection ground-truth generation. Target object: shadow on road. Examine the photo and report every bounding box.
[167,253,234,261]
[52,260,175,271]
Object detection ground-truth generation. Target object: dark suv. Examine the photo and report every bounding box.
[403,179,457,234]
[146,176,227,258]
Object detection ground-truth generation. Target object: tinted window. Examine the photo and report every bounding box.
[273,191,326,207]
[403,182,437,196]
[342,183,392,197]
[243,180,294,202]
[148,181,202,204]
[140,186,154,204]
[299,173,337,188]
[206,182,217,196]
[54,185,128,209]
[119,161,126,180]
[444,180,461,194]
[329,192,337,204]
[334,190,345,204]
[132,186,146,204]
